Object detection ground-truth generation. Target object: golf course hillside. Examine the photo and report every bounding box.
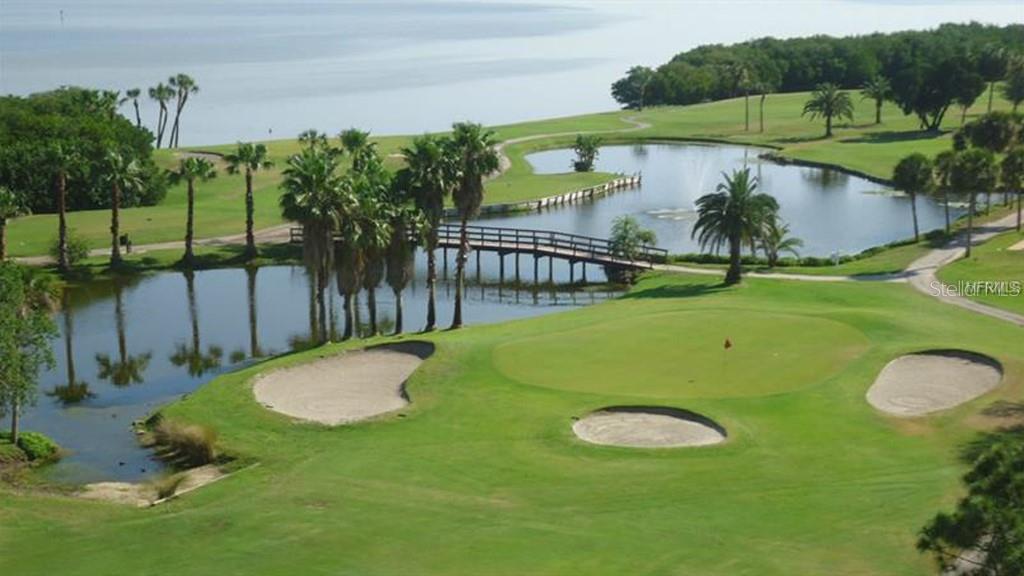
[2,272,1021,575]
[5,90,1017,259]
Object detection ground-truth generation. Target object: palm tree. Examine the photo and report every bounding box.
[933,150,957,235]
[448,122,499,329]
[860,76,891,125]
[280,146,344,344]
[385,209,418,335]
[692,168,779,285]
[103,150,143,266]
[148,83,174,148]
[950,149,998,257]
[400,135,456,331]
[1001,147,1024,231]
[45,143,79,273]
[95,279,150,387]
[1002,55,1024,114]
[893,153,934,242]
[0,187,26,261]
[47,291,92,405]
[224,143,274,259]
[760,218,803,268]
[339,128,377,173]
[167,74,199,148]
[298,129,330,151]
[167,157,217,268]
[802,83,854,138]
[978,44,1007,113]
[123,88,142,128]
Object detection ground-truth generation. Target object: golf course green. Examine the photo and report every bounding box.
[2,271,1021,575]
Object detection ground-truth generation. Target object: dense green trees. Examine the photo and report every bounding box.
[1001,147,1024,231]
[1003,56,1024,113]
[0,87,166,214]
[0,264,57,443]
[225,143,274,259]
[692,168,780,285]
[572,134,602,172]
[950,149,998,257]
[918,439,1024,575]
[612,23,1023,119]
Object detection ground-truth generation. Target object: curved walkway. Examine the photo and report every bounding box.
[657,212,1024,327]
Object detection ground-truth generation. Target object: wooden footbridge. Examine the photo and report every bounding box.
[289,223,667,283]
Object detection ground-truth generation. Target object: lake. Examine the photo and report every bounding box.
[487,143,957,257]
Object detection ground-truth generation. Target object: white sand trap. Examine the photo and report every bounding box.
[1009,238,1024,251]
[253,342,433,425]
[573,407,726,448]
[867,350,1003,417]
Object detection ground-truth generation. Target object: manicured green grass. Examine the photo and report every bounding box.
[2,272,1022,575]
[939,228,1024,315]
[6,91,1014,258]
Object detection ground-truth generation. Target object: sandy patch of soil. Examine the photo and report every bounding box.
[78,464,227,507]
[572,406,726,448]
[866,350,1003,417]
[253,342,433,425]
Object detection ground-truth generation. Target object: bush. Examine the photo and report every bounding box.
[48,229,91,266]
[151,473,188,500]
[152,420,218,467]
[0,434,28,465]
[15,431,60,462]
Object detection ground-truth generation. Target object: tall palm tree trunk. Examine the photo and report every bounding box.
[132,101,141,128]
[110,182,122,265]
[185,270,200,353]
[342,293,355,340]
[183,179,195,266]
[56,171,69,272]
[244,170,256,258]
[393,287,404,335]
[825,115,833,138]
[451,215,469,329]
[156,106,167,148]
[876,100,882,124]
[725,235,742,285]
[317,267,328,344]
[987,82,994,113]
[115,284,127,364]
[943,189,951,235]
[1017,190,1022,232]
[366,287,378,336]
[425,238,438,331]
[744,93,750,131]
[910,191,920,242]
[759,94,766,133]
[10,402,19,443]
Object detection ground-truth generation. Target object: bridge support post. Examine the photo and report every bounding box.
[443,248,448,279]
[498,252,505,284]
[548,256,554,284]
[475,249,481,283]
[569,260,575,284]
[515,253,520,284]
[533,254,539,285]
[582,262,587,284]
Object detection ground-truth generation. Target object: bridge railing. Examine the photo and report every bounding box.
[289,224,667,268]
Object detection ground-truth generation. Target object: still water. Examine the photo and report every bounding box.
[492,143,959,257]
[28,258,615,484]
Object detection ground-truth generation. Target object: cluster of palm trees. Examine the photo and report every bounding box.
[117,73,199,148]
[279,122,498,341]
[691,168,802,285]
[895,112,1024,257]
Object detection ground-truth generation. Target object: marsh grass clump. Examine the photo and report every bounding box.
[152,420,218,467]
[150,473,188,500]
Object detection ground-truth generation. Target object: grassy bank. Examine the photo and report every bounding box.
[6,91,1014,258]
[939,228,1024,315]
[2,271,1022,574]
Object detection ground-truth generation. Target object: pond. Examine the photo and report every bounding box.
[482,143,957,257]
[26,258,617,485]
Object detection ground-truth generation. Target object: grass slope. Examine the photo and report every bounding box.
[2,272,1022,575]
[6,91,1014,258]
[939,228,1024,315]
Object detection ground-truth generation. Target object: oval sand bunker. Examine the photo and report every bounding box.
[573,407,726,448]
[253,341,433,425]
[867,350,1002,417]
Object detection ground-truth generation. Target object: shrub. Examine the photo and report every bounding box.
[0,434,28,465]
[48,229,91,266]
[152,420,217,467]
[151,473,188,500]
[15,431,60,462]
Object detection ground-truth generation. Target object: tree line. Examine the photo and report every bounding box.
[612,23,1024,131]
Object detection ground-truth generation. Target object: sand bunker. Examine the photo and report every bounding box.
[253,341,433,425]
[572,406,726,448]
[867,350,1003,417]
[78,464,227,507]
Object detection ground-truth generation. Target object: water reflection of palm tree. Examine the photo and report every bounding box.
[246,266,262,358]
[169,270,222,377]
[48,291,93,404]
[95,279,151,387]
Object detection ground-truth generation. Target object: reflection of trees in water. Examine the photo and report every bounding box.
[169,270,223,378]
[800,167,849,190]
[246,266,262,359]
[48,290,93,404]
[95,278,151,387]
[631,144,649,159]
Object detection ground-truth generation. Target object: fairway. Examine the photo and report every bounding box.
[3,272,1022,575]
[493,310,870,398]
